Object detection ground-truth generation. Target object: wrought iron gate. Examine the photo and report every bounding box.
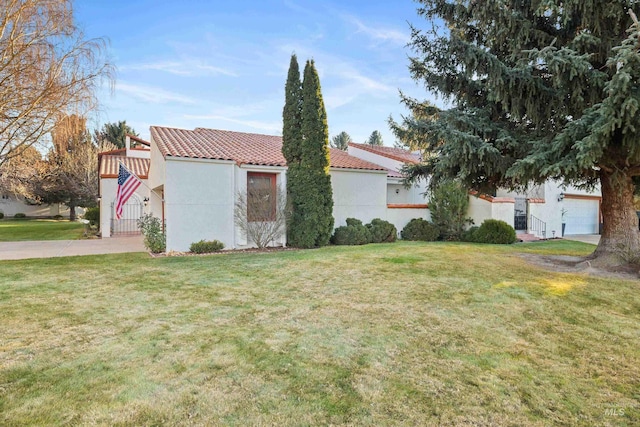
[514,197,528,231]
[111,195,143,235]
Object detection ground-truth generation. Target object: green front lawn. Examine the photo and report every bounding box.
[1,241,637,425]
[0,219,85,241]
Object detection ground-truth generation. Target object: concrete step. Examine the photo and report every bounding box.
[517,233,541,242]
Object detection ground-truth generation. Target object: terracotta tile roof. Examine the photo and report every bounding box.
[349,142,422,164]
[328,148,386,172]
[386,168,404,178]
[150,126,387,172]
[99,155,150,179]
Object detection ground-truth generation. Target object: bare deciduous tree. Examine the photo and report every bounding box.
[37,114,98,220]
[234,183,289,248]
[0,0,113,166]
[0,145,44,199]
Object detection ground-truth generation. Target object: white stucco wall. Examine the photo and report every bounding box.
[386,179,428,205]
[490,202,515,228]
[164,158,236,252]
[148,142,166,191]
[467,196,515,229]
[331,169,388,227]
[0,196,72,218]
[386,207,430,234]
[468,196,493,227]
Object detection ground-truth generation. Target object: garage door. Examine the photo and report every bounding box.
[564,198,599,234]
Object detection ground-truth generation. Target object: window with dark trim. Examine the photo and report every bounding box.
[247,172,276,222]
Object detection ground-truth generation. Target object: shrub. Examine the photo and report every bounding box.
[83,207,99,226]
[52,214,64,220]
[461,226,479,242]
[366,218,397,243]
[471,219,517,244]
[14,213,26,219]
[332,218,371,245]
[137,214,166,253]
[190,240,225,254]
[401,218,440,241]
[0,212,4,219]
[429,179,473,240]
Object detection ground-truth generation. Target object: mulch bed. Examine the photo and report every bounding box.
[148,246,305,258]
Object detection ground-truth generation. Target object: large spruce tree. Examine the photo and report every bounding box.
[282,56,334,247]
[392,1,640,264]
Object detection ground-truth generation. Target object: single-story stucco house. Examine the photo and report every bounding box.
[98,126,602,251]
[347,142,602,239]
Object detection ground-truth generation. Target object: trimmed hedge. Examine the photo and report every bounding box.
[367,218,397,243]
[470,219,517,244]
[332,218,371,245]
[190,240,225,253]
[0,212,4,219]
[401,218,439,241]
[14,213,26,219]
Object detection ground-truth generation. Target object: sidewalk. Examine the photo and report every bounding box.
[0,235,146,260]
[563,234,601,245]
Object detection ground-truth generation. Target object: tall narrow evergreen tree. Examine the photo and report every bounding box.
[300,59,333,246]
[282,55,303,165]
[282,55,304,246]
[391,1,640,264]
[282,56,334,247]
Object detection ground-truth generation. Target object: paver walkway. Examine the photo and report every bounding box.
[0,235,146,260]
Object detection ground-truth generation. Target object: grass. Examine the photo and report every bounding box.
[0,241,638,426]
[0,219,85,241]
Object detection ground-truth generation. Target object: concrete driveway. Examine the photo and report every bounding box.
[563,234,601,245]
[0,235,146,260]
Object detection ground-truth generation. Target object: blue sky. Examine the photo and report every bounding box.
[76,0,435,145]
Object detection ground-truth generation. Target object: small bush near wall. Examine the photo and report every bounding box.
[470,219,517,244]
[83,207,99,226]
[190,240,225,254]
[367,218,397,243]
[52,215,64,220]
[332,218,371,245]
[0,212,4,219]
[461,226,479,242]
[137,214,166,253]
[14,213,26,219]
[429,179,472,240]
[401,218,440,241]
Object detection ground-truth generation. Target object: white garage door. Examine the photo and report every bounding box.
[564,198,599,234]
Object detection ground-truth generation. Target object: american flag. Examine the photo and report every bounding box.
[115,163,142,220]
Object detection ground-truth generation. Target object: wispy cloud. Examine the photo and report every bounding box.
[122,59,237,77]
[116,82,198,105]
[337,68,395,93]
[343,15,407,45]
